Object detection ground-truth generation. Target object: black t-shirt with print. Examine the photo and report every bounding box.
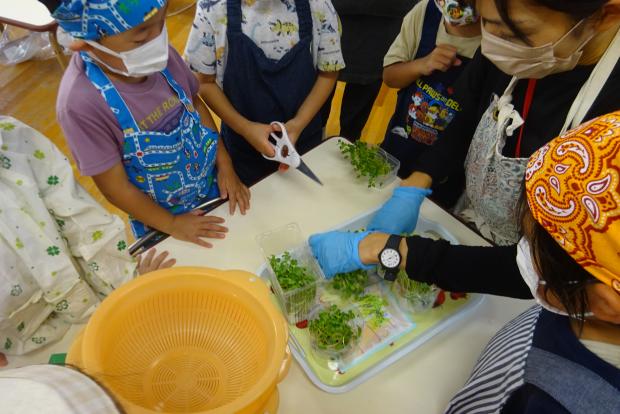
[413,48,620,182]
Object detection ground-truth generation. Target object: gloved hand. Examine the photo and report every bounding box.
[368,186,432,235]
[309,230,374,279]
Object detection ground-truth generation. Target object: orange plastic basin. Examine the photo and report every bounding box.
[67,267,290,414]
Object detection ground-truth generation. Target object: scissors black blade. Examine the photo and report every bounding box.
[297,159,323,186]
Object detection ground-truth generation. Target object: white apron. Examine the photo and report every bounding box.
[0,117,136,355]
[456,29,620,245]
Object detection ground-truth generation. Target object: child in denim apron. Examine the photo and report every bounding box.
[381,0,480,207]
[184,0,345,186]
[55,0,249,246]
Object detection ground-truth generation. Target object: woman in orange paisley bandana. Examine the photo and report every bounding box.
[448,112,620,413]
[311,112,620,412]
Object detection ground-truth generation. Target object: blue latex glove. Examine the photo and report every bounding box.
[309,230,374,279]
[368,186,432,235]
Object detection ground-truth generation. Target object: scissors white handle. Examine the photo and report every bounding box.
[263,121,301,168]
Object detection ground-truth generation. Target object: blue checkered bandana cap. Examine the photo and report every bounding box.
[53,0,166,40]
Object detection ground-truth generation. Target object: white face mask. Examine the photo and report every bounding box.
[87,26,169,77]
[481,19,595,79]
[516,237,569,315]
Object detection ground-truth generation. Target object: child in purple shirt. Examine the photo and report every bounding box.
[54,0,249,245]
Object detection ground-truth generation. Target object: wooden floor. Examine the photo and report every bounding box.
[0,2,397,236]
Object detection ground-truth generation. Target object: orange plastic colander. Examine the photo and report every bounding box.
[66,267,290,414]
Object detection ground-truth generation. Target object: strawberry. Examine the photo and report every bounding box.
[450,292,468,300]
[433,290,446,308]
[296,319,309,329]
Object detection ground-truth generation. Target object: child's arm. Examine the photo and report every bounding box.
[93,164,228,247]
[383,44,462,89]
[198,74,275,158]
[284,70,338,144]
[215,142,251,214]
[193,94,251,215]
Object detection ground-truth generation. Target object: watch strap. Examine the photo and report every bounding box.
[386,234,402,251]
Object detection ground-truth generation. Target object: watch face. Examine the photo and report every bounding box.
[380,248,400,269]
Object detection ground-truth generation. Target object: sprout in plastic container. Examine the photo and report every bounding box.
[309,304,363,361]
[392,271,440,314]
[269,252,317,321]
[338,140,398,188]
[329,269,369,300]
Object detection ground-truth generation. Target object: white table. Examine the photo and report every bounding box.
[5,138,532,413]
[0,0,54,27]
[0,0,66,68]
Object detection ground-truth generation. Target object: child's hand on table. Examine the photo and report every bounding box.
[137,248,177,274]
[419,44,462,76]
[217,166,251,215]
[169,211,228,248]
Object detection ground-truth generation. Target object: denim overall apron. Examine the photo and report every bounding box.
[221,0,322,186]
[81,53,220,237]
[381,0,469,206]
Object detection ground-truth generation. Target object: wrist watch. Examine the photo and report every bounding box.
[378,235,403,281]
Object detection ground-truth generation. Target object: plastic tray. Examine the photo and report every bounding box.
[257,209,484,393]
[336,137,400,189]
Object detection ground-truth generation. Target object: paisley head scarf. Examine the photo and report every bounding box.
[525,111,620,295]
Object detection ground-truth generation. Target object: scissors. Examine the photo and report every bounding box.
[128,197,226,257]
[263,121,323,186]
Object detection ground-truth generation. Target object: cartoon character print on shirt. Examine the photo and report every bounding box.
[434,0,478,26]
[186,0,344,86]
[405,78,460,145]
[200,0,223,12]
[448,4,464,21]
[269,19,299,37]
[280,0,296,12]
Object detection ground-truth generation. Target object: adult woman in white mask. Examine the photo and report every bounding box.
[368,0,620,246]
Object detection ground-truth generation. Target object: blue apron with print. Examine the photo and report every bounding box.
[220,0,322,186]
[381,1,469,179]
[81,53,220,237]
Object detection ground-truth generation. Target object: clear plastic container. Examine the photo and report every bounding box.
[257,223,325,324]
[391,273,440,315]
[308,304,363,362]
[373,146,400,189]
[337,138,400,189]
